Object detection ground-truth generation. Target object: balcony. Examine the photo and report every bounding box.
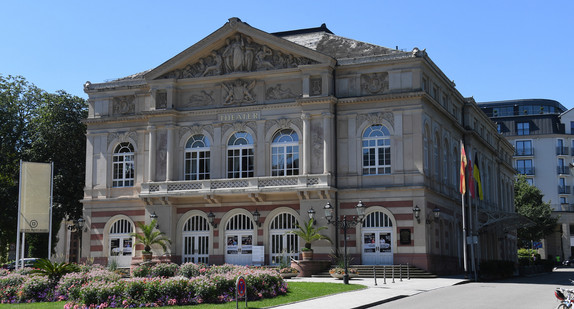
[559,185,571,195]
[140,174,332,198]
[515,148,534,156]
[557,166,571,175]
[515,167,535,175]
[557,146,569,156]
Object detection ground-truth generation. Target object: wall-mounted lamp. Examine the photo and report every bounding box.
[413,205,421,223]
[68,217,86,232]
[426,207,441,224]
[307,208,316,224]
[207,211,217,228]
[150,211,159,228]
[253,209,261,227]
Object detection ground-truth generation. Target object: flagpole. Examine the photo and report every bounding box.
[15,160,22,270]
[462,192,468,277]
[48,162,54,260]
[460,141,468,278]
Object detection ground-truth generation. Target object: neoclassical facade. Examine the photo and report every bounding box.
[81,18,515,274]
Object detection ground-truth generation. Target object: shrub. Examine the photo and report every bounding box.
[77,280,124,306]
[151,262,179,278]
[0,273,25,303]
[131,264,152,277]
[178,262,207,278]
[19,276,54,302]
[0,269,9,277]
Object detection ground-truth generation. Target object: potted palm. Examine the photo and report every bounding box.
[130,219,171,262]
[288,218,331,260]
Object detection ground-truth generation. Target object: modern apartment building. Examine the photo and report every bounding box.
[80,18,515,274]
[479,99,573,260]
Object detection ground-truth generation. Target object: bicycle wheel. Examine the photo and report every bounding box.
[556,303,569,309]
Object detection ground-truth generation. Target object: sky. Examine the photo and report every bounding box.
[2,1,573,108]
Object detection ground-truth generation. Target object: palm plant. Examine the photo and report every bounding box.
[289,218,331,251]
[29,258,79,286]
[130,219,171,255]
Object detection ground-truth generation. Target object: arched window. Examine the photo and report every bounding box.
[113,142,134,187]
[182,215,210,263]
[362,125,391,175]
[269,213,299,264]
[433,133,440,180]
[109,219,134,256]
[442,139,449,185]
[185,134,210,180]
[271,129,299,176]
[423,126,430,175]
[227,131,254,178]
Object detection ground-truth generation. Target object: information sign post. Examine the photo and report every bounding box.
[236,275,248,308]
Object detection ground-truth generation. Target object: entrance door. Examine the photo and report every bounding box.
[108,219,134,268]
[182,215,210,264]
[270,213,299,265]
[225,233,253,265]
[361,211,394,265]
[362,230,393,265]
[225,213,255,265]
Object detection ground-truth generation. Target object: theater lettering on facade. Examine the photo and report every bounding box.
[81,18,517,274]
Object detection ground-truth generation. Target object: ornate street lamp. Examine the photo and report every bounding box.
[207,211,217,228]
[253,209,261,227]
[323,201,366,284]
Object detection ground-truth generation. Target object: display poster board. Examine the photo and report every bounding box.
[252,246,264,265]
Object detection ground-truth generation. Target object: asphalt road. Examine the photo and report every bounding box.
[372,268,574,309]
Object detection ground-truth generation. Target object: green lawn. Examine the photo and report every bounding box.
[0,282,365,309]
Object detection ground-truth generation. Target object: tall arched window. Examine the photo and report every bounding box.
[362,125,391,175]
[185,134,210,180]
[113,142,134,187]
[442,139,449,185]
[227,131,254,178]
[423,126,430,175]
[433,133,440,181]
[271,129,299,176]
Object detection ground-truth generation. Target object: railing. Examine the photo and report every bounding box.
[514,148,534,156]
[558,185,571,194]
[557,147,570,155]
[141,174,331,195]
[515,167,535,175]
[553,204,574,212]
[557,166,570,175]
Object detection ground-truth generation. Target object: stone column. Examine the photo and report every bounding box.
[148,126,156,182]
[302,113,311,175]
[166,125,174,181]
[323,112,333,174]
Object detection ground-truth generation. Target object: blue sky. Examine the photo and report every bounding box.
[2,1,573,108]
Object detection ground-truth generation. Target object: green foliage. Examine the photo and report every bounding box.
[19,275,54,302]
[130,219,171,253]
[0,74,87,259]
[131,264,152,277]
[177,262,207,278]
[28,259,79,285]
[514,175,559,245]
[288,218,331,250]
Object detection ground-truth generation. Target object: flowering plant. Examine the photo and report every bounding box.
[278,267,299,274]
[329,267,358,275]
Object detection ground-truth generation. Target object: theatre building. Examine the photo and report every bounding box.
[81,18,516,274]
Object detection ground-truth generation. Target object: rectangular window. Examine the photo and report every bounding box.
[517,122,530,135]
[515,140,532,156]
[516,159,533,175]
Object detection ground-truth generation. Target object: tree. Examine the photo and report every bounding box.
[0,75,87,260]
[288,218,331,251]
[130,219,171,257]
[514,175,558,246]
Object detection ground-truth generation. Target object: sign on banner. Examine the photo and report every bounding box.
[19,162,52,233]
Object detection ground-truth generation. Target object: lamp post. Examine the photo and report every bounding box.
[312,201,366,284]
[68,217,85,263]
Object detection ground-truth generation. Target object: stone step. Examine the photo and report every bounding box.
[311,265,437,279]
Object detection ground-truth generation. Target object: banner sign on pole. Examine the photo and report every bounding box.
[19,162,51,233]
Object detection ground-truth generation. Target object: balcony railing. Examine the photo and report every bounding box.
[557,166,571,175]
[559,185,571,194]
[515,167,535,175]
[140,174,331,196]
[514,148,534,156]
[557,146,570,155]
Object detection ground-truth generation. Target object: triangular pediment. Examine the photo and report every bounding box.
[145,18,335,81]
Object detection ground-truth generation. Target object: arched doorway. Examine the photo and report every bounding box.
[108,219,134,268]
[182,215,210,264]
[361,211,394,265]
[225,213,255,265]
[269,212,299,265]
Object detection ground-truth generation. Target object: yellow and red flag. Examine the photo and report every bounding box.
[460,140,467,195]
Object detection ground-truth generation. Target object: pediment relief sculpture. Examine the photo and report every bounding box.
[360,112,394,128]
[108,131,137,147]
[265,118,303,133]
[265,84,300,100]
[223,79,256,106]
[361,72,389,95]
[222,121,257,134]
[160,33,318,79]
[112,95,135,115]
[186,90,215,107]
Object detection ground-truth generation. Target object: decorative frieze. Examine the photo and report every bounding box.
[265,84,300,100]
[108,131,138,147]
[222,79,256,106]
[112,96,135,115]
[361,72,389,95]
[359,112,394,128]
[159,33,317,79]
